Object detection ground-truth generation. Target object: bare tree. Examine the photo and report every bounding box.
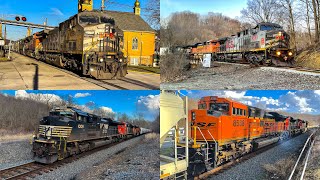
[312,0,320,42]
[241,0,282,24]
[146,0,160,29]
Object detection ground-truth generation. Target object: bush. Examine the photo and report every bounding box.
[160,52,189,82]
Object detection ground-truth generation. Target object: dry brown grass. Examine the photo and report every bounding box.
[145,133,158,140]
[0,57,9,61]
[296,46,320,69]
[0,129,32,142]
[263,157,295,179]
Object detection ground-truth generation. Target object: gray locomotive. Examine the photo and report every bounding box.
[14,10,127,79]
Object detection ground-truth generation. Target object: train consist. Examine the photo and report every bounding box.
[32,107,145,164]
[187,96,308,176]
[13,10,127,79]
[187,22,294,66]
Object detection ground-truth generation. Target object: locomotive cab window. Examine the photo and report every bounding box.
[209,103,229,114]
[79,16,99,25]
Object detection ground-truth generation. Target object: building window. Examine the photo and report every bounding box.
[132,37,138,50]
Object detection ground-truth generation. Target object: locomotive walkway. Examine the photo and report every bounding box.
[0,53,160,90]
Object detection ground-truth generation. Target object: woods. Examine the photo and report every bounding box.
[0,94,158,133]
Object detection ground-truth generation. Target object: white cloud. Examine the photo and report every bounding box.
[137,94,160,111]
[100,106,114,114]
[50,8,64,16]
[188,90,320,114]
[15,90,63,105]
[74,93,91,98]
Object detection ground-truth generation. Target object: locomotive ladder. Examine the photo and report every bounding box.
[196,127,216,168]
[174,127,188,180]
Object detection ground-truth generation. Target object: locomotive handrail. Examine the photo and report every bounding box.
[197,127,209,163]
[288,130,317,180]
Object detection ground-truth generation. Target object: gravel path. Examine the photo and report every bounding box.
[161,62,320,90]
[76,134,160,180]
[209,132,310,180]
[34,135,157,180]
[0,140,34,170]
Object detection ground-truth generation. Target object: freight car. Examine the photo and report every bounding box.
[187,96,307,176]
[32,107,140,164]
[14,10,127,79]
[189,22,294,66]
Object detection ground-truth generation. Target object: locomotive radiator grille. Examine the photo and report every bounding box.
[38,125,72,138]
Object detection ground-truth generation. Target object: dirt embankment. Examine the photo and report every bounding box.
[296,44,320,69]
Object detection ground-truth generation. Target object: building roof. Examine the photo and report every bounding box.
[104,10,155,33]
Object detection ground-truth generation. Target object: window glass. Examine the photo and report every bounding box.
[209,103,229,114]
[79,16,99,24]
[233,107,236,115]
[240,109,243,115]
[132,38,138,50]
[100,17,115,24]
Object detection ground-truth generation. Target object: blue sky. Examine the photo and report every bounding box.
[0,90,160,121]
[183,90,320,115]
[161,0,247,19]
[0,0,151,40]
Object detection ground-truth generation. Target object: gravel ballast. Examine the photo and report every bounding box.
[209,132,310,180]
[76,134,160,180]
[161,62,320,90]
[34,134,158,180]
[0,140,33,170]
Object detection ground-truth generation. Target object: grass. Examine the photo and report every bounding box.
[0,57,10,61]
[0,129,33,142]
[145,133,158,140]
[263,157,295,179]
[296,46,320,69]
[128,65,160,74]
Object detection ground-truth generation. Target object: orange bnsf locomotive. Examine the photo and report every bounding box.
[188,22,294,66]
[187,96,307,176]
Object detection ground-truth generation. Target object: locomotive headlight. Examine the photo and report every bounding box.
[99,58,104,62]
[278,32,282,36]
[276,51,281,56]
[90,68,94,72]
[288,52,293,56]
[119,59,123,62]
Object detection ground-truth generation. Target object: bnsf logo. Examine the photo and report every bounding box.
[191,122,216,127]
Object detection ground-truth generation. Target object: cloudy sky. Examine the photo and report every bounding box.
[161,0,247,19]
[0,90,160,120]
[0,0,151,40]
[182,90,320,115]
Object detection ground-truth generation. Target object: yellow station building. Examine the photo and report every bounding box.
[78,0,156,66]
[106,0,156,66]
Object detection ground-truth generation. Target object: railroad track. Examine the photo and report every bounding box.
[288,129,319,180]
[0,134,145,180]
[12,52,158,90]
[198,131,313,179]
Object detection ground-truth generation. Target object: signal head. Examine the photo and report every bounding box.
[15,16,20,21]
[22,17,27,22]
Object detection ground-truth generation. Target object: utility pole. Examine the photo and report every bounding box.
[0,22,2,38]
[4,24,6,43]
[101,0,105,11]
